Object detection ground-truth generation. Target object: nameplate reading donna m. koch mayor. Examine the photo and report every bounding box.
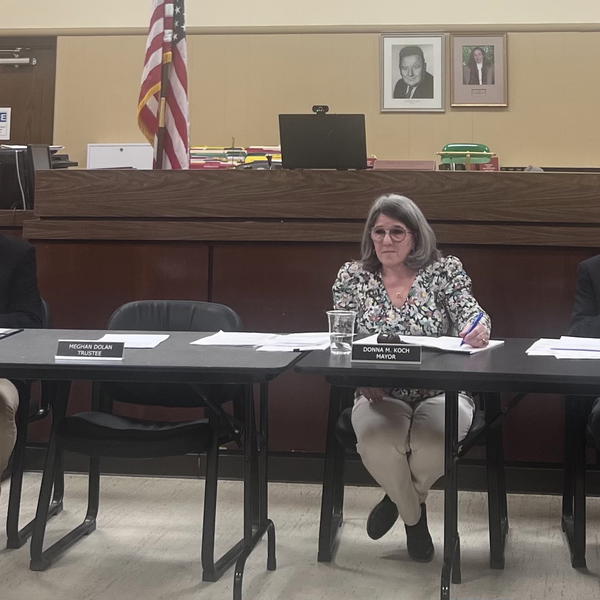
[351,342,422,364]
[56,340,125,360]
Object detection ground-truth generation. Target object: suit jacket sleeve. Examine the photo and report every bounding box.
[0,245,43,328]
[569,260,600,337]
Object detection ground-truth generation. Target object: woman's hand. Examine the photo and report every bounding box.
[357,387,387,403]
[459,323,490,348]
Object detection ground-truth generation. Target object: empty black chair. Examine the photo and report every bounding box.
[29,300,247,581]
[6,298,64,548]
[318,388,509,578]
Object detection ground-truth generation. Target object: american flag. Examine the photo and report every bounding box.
[137,0,189,169]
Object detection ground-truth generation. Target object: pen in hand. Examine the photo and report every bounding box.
[460,311,484,346]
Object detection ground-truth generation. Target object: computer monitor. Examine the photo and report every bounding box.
[27,144,52,170]
[0,149,29,209]
[279,114,367,170]
[25,144,52,207]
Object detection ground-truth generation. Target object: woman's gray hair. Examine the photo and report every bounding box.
[360,194,441,272]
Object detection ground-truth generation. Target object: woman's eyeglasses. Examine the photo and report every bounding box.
[370,227,411,243]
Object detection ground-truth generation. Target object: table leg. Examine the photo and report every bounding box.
[441,390,460,600]
[318,385,348,562]
[562,396,587,568]
[29,381,71,571]
[258,383,276,570]
[233,383,276,600]
[7,381,65,549]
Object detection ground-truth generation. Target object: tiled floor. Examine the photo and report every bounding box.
[1,473,600,599]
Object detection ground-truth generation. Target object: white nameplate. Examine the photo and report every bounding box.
[56,340,125,360]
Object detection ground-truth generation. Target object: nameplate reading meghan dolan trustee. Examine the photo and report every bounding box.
[351,341,422,364]
[56,340,125,360]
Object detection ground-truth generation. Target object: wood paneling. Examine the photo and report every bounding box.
[35,241,210,329]
[0,209,32,226]
[212,244,357,332]
[212,244,356,452]
[0,37,56,144]
[22,219,600,247]
[34,169,600,224]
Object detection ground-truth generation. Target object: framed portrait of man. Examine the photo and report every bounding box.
[451,34,508,107]
[380,34,445,112]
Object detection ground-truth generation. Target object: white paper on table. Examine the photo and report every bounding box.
[400,335,504,354]
[556,336,600,351]
[355,334,502,354]
[526,336,600,358]
[98,333,170,349]
[273,332,330,345]
[525,338,559,355]
[257,343,330,352]
[190,331,279,346]
[552,350,600,359]
[256,332,330,352]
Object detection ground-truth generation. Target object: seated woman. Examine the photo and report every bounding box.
[332,194,490,561]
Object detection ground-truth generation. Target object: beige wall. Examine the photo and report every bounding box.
[3,1,600,33]
[54,31,600,168]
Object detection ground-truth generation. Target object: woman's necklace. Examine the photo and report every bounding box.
[392,286,410,304]
[384,272,415,306]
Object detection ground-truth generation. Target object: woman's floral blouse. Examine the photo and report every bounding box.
[332,255,491,403]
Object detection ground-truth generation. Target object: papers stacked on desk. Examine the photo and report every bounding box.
[398,335,504,354]
[97,334,170,348]
[191,331,330,352]
[256,332,331,352]
[527,336,600,359]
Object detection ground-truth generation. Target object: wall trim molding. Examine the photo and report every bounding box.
[4,25,600,37]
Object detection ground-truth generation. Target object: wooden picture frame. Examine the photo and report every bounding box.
[451,34,508,107]
[381,34,445,112]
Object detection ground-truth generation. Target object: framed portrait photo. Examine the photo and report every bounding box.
[451,34,507,107]
[381,34,445,112]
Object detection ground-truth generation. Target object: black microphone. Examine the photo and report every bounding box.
[377,333,401,344]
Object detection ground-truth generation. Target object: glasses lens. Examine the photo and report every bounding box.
[389,228,407,241]
[371,227,407,242]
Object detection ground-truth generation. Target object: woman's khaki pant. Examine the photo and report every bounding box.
[0,379,19,478]
[351,392,474,526]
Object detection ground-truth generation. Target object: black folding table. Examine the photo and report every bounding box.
[295,338,600,599]
[0,328,301,600]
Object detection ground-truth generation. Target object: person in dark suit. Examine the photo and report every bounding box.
[570,255,600,338]
[392,46,434,99]
[0,234,43,492]
[569,255,600,448]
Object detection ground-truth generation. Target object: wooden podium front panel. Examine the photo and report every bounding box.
[212,243,358,452]
[35,241,210,329]
[211,243,358,332]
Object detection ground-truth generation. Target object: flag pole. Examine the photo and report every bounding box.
[154,1,174,169]
[154,65,170,169]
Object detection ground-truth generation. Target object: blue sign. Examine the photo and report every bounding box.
[0,113,7,122]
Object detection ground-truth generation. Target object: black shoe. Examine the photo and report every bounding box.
[405,503,434,562]
[366,494,399,540]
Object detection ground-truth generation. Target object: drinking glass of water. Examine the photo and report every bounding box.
[326,310,356,355]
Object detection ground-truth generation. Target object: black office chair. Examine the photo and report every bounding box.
[318,389,512,580]
[6,298,65,549]
[561,395,597,568]
[29,300,247,581]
